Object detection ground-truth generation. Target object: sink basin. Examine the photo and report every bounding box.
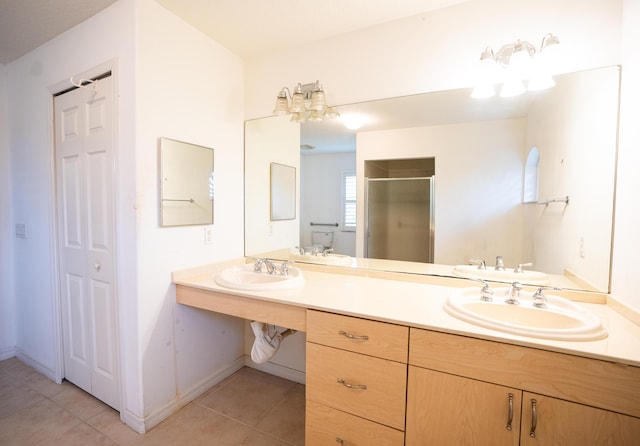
[444,287,607,341]
[215,263,304,291]
[291,253,353,267]
[452,265,550,285]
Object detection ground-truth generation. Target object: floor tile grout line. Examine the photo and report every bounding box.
[194,402,298,445]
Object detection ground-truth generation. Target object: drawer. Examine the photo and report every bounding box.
[306,342,407,430]
[306,400,404,446]
[307,310,408,362]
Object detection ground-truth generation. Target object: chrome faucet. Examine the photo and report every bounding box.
[253,258,276,274]
[514,262,533,273]
[469,259,487,270]
[505,282,522,305]
[532,286,561,308]
[321,248,334,257]
[495,256,505,271]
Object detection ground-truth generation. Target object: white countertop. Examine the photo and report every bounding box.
[173,258,640,368]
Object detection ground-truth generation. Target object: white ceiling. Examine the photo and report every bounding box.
[0,0,118,64]
[0,0,469,64]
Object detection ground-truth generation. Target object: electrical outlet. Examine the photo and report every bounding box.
[204,226,214,244]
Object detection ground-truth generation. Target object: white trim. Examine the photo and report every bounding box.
[15,347,58,382]
[140,357,245,433]
[0,346,16,361]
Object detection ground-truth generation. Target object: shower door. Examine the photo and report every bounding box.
[364,176,434,263]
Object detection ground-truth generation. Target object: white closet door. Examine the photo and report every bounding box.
[54,75,119,410]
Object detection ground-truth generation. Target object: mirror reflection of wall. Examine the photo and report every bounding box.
[244,116,300,255]
[160,138,214,227]
[300,150,356,256]
[244,66,620,292]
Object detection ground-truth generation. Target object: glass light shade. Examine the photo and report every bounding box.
[307,109,324,122]
[324,107,340,119]
[528,74,555,91]
[500,78,526,97]
[508,47,532,79]
[289,112,305,123]
[310,90,327,111]
[289,92,305,113]
[272,95,290,115]
[471,83,496,99]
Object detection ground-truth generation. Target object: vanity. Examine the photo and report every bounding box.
[173,259,640,445]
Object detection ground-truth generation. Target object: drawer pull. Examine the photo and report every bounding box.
[336,438,344,444]
[337,378,368,390]
[529,399,538,438]
[338,330,369,341]
[506,393,514,431]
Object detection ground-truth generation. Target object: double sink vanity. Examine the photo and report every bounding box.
[173,258,640,445]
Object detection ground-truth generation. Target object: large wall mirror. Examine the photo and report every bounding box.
[160,137,214,227]
[244,66,620,293]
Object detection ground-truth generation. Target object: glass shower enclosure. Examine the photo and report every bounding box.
[364,176,435,263]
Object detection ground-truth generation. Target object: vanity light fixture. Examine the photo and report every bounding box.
[471,33,560,99]
[273,80,339,122]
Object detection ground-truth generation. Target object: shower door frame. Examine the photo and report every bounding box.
[363,176,435,263]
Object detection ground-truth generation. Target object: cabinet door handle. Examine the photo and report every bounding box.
[338,330,369,341]
[336,438,344,444]
[506,393,514,431]
[529,399,538,438]
[337,378,367,390]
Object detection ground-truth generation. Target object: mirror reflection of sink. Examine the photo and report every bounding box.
[291,253,353,266]
[215,264,304,291]
[452,264,550,285]
[444,287,607,341]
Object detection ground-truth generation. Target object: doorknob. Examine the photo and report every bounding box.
[94,263,102,272]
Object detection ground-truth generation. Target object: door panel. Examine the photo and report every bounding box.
[55,74,119,410]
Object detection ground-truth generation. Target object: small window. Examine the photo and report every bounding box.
[342,171,356,231]
[523,147,540,203]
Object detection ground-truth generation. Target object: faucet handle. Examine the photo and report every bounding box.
[322,248,334,257]
[277,260,293,276]
[505,281,523,305]
[495,256,505,271]
[514,262,533,273]
[469,259,486,270]
[467,278,493,301]
[532,286,561,308]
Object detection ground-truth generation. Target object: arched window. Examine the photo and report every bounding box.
[523,147,540,203]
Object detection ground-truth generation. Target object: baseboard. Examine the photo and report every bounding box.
[244,355,306,385]
[141,357,245,433]
[0,346,16,361]
[14,347,57,382]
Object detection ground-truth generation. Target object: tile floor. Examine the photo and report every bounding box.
[0,357,305,445]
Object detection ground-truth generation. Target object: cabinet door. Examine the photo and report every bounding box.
[521,392,640,446]
[406,367,521,446]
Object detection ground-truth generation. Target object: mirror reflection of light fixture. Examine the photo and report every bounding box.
[273,80,340,122]
[471,33,560,99]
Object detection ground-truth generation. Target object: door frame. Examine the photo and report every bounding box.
[48,60,123,409]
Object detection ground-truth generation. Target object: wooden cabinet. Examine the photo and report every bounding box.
[407,327,640,446]
[406,367,521,446]
[520,392,640,445]
[305,310,408,445]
